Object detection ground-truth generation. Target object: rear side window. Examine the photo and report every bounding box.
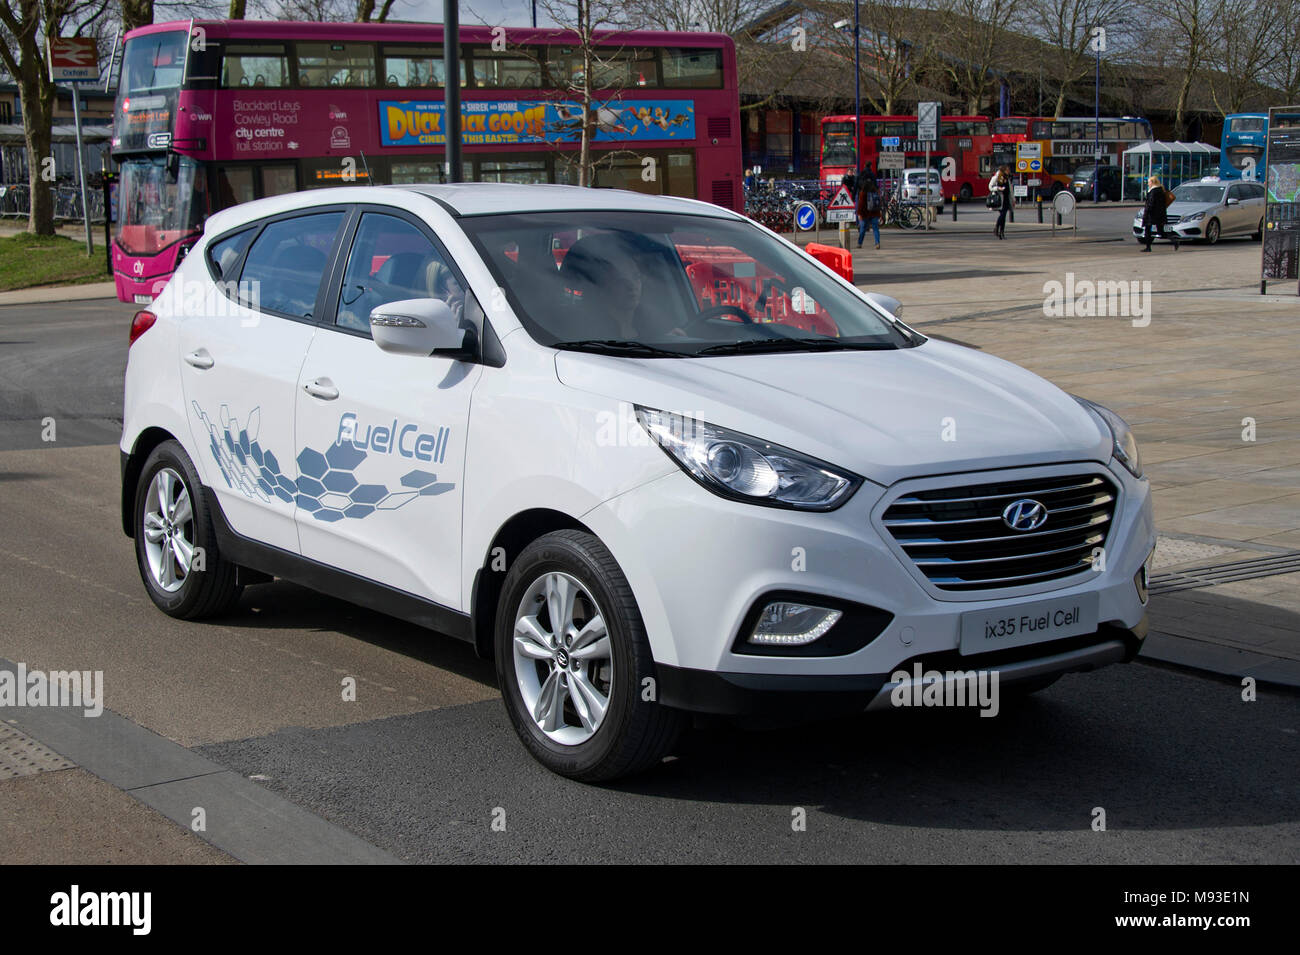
[207,229,252,281]
[238,212,344,318]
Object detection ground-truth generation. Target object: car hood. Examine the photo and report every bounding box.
[1142,200,1218,218]
[554,340,1112,487]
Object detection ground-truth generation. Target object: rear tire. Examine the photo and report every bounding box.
[494,530,686,782]
[133,440,243,619]
[1253,218,1263,241]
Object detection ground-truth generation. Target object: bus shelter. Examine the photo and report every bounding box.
[1120,141,1221,199]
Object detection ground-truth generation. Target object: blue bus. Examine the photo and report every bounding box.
[1220,113,1268,181]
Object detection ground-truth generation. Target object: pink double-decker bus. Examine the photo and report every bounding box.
[110,20,742,303]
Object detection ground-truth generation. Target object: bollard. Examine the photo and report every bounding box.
[1037,196,1043,223]
[952,195,958,221]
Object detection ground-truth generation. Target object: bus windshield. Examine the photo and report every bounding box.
[822,123,856,168]
[115,155,208,255]
[120,30,187,95]
[1229,116,1266,133]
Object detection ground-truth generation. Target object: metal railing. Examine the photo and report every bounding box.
[0,183,107,224]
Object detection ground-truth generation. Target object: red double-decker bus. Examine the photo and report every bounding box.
[819,114,994,200]
[110,20,742,303]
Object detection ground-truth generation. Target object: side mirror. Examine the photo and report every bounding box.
[864,291,903,318]
[1226,197,1239,205]
[370,298,470,358]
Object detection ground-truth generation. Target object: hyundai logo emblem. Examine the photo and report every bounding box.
[1002,499,1048,532]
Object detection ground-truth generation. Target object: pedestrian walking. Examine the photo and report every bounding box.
[857,173,881,249]
[1140,175,1180,252]
[990,166,1012,239]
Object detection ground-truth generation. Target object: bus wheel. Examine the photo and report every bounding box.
[959,183,972,201]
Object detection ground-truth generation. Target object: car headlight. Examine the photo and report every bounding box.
[1187,211,1205,221]
[635,407,861,510]
[1073,396,1142,478]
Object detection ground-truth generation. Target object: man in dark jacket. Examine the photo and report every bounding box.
[1141,176,1180,252]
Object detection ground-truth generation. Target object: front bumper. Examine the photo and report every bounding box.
[1132,218,1204,240]
[583,460,1155,713]
[657,621,1144,715]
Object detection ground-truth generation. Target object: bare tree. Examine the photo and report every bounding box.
[800,0,936,115]
[622,0,765,33]
[120,0,152,31]
[934,0,1022,113]
[1021,0,1131,117]
[0,0,112,235]
[1204,0,1280,116]
[536,0,634,186]
[355,0,396,20]
[1140,0,1212,138]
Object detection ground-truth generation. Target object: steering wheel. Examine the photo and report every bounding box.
[682,303,755,334]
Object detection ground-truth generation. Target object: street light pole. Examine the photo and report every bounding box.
[1094,27,1101,203]
[854,0,861,174]
[445,0,461,182]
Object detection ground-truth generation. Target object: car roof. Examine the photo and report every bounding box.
[202,183,741,236]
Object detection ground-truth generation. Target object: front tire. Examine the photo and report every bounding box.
[495,530,686,782]
[1205,218,1221,245]
[133,439,242,618]
[1253,218,1263,241]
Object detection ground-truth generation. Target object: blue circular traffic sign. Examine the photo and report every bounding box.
[795,202,818,231]
[1029,159,1042,172]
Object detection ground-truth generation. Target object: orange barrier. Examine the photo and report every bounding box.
[803,243,854,283]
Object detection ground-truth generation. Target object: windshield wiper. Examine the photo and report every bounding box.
[696,337,895,356]
[553,339,687,358]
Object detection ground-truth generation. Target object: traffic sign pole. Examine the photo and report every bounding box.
[70,86,93,255]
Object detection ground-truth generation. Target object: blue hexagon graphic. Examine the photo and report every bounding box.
[296,476,325,498]
[351,484,388,505]
[325,440,366,471]
[400,470,439,489]
[323,470,359,493]
[297,447,328,479]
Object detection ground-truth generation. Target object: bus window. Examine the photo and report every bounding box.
[215,167,255,208]
[382,46,465,87]
[662,48,723,88]
[221,44,291,88]
[297,42,376,88]
[592,49,659,89]
[120,31,186,95]
[470,49,543,88]
[1230,116,1266,133]
[478,158,549,184]
[261,166,298,197]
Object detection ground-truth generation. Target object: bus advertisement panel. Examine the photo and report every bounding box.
[109,20,741,304]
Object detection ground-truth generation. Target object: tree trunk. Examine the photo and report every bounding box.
[121,0,153,32]
[20,70,55,235]
[1053,89,1067,119]
[228,0,247,19]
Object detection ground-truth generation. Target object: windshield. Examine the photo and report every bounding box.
[120,31,186,95]
[115,156,208,255]
[1229,117,1266,133]
[822,123,856,168]
[460,211,913,357]
[1172,184,1225,204]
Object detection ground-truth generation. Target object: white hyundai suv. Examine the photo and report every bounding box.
[121,183,1154,781]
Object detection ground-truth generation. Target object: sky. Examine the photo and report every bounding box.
[401,0,560,27]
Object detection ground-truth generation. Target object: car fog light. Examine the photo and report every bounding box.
[749,602,842,646]
[1135,555,1152,604]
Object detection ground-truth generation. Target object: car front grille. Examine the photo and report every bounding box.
[881,473,1118,592]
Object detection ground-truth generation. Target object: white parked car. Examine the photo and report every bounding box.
[122,184,1154,781]
[900,167,944,204]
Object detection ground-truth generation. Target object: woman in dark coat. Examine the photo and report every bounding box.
[1141,175,1180,251]
[992,166,1013,239]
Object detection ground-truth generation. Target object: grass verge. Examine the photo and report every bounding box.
[0,232,109,291]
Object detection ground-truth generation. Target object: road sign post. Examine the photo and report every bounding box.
[48,37,99,256]
[918,103,940,231]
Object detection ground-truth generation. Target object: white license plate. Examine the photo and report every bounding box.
[959,593,1098,655]
[133,294,153,305]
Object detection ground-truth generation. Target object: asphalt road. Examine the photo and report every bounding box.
[0,252,1296,864]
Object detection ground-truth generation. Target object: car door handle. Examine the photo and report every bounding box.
[303,377,339,401]
[183,349,214,370]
